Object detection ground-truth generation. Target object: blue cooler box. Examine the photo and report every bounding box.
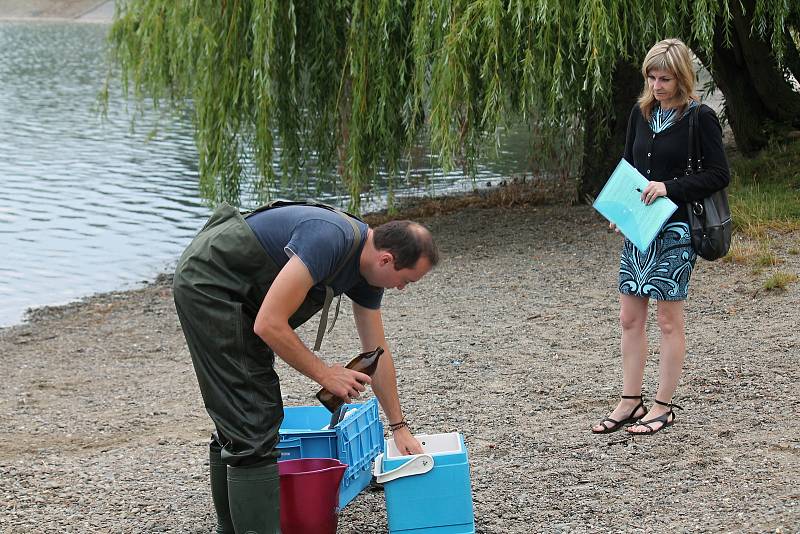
[374,432,475,533]
[277,397,383,509]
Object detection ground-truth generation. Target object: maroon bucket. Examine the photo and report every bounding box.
[279,458,347,534]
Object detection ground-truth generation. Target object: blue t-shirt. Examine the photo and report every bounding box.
[245,205,383,309]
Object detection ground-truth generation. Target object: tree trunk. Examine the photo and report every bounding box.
[781,27,800,86]
[730,0,800,123]
[704,0,800,155]
[579,59,641,200]
[705,27,769,154]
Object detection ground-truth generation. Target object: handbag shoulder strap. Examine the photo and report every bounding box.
[686,104,703,174]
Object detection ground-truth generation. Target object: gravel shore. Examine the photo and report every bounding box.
[2,203,798,533]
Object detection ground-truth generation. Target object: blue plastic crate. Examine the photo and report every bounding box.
[374,432,475,533]
[278,397,384,509]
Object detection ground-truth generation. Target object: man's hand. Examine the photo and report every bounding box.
[391,425,423,455]
[609,222,620,233]
[318,364,371,403]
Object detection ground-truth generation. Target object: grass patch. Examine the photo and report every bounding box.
[763,272,798,291]
[723,236,761,265]
[728,138,800,237]
[724,138,800,283]
[754,250,780,267]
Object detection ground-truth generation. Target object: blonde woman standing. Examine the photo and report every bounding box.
[592,38,730,435]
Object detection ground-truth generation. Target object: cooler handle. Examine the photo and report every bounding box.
[372,453,434,484]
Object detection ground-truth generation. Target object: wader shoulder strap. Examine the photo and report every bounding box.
[239,199,363,350]
[314,213,361,351]
[244,198,364,223]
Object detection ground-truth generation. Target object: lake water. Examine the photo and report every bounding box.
[0,21,528,327]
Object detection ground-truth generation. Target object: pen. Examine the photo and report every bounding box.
[635,188,643,193]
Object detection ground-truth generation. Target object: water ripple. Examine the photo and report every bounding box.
[0,22,209,326]
[0,21,529,327]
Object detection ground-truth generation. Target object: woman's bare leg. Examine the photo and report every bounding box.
[592,294,649,432]
[627,299,685,433]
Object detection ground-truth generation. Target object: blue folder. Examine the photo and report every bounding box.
[593,159,677,252]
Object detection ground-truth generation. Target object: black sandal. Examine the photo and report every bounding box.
[626,399,683,435]
[592,395,646,434]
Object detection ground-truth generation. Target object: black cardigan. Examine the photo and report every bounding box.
[623,102,730,223]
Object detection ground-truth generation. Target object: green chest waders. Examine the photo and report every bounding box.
[174,201,361,463]
[173,202,361,533]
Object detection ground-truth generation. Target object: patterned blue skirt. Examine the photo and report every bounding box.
[619,222,697,301]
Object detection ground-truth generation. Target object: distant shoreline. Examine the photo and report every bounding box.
[0,0,113,23]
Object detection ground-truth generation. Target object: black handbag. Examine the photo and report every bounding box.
[685,106,732,261]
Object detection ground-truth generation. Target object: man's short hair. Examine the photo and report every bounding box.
[373,220,439,270]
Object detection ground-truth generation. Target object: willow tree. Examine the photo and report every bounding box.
[696,0,800,154]
[106,0,800,210]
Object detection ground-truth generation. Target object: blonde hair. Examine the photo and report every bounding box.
[637,38,698,119]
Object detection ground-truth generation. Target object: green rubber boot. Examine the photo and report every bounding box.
[227,460,281,534]
[209,443,235,534]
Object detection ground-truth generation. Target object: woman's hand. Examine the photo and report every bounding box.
[641,181,667,205]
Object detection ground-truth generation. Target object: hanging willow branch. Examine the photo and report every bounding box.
[105,0,795,212]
